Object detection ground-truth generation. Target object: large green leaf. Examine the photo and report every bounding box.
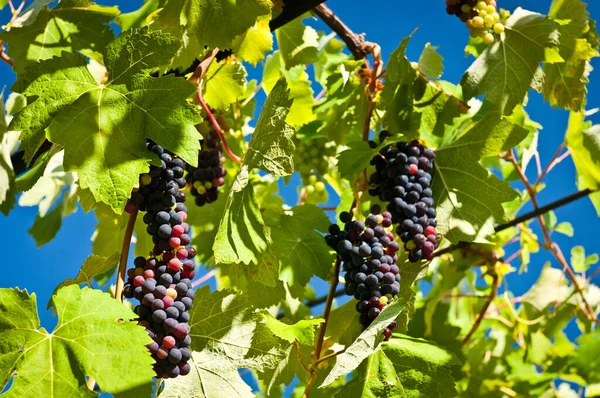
[569,328,600,384]
[232,18,273,66]
[0,286,154,397]
[275,16,319,69]
[264,315,323,346]
[157,0,272,49]
[246,77,296,175]
[321,300,404,387]
[202,60,247,110]
[272,205,334,287]
[543,0,599,111]
[188,287,288,371]
[10,28,202,213]
[432,111,527,243]
[0,0,119,73]
[213,166,270,265]
[160,351,254,398]
[461,8,560,114]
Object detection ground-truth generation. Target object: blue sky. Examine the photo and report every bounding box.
[1,0,599,388]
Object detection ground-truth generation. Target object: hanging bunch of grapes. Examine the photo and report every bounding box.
[295,136,337,204]
[186,132,227,207]
[368,133,439,262]
[325,206,400,339]
[446,0,505,45]
[123,142,197,379]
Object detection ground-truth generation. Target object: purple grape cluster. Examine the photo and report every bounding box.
[368,134,439,262]
[325,206,400,339]
[186,133,226,207]
[123,142,197,379]
[124,256,194,378]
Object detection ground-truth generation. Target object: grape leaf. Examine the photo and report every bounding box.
[417,43,444,80]
[321,299,404,387]
[380,335,460,397]
[542,0,599,111]
[0,0,119,73]
[569,328,600,384]
[565,111,600,215]
[263,51,315,127]
[203,60,247,110]
[264,315,323,346]
[334,349,405,398]
[326,299,363,347]
[0,0,6,10]
[189,286,288,371]
[461,8,560,114]
[337,140,386,183]
[116,0,165,31]
[213,165,270,265]
[160,350,254,398]
[0,94,19,214]
[245,77,295,176]
[232,18,273,66]
[157,0,272,49]
[276,16,319,69]
[271,205,334,287]
[432,111,528,243]
[523,265,571,312]
[0,285,154,397]
[49,254,120,305]
[10,28,202,213]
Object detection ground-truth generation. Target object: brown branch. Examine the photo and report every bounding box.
[115,211,138,302]
[463,271,499,346]
[303,257,341,398]
[270,0,327,31]
[315,348,346,365]
[509,149,598,325]
[533,142,565,188]
[189,48,219,83]
[313,4,371,59]
[0,41,14,67]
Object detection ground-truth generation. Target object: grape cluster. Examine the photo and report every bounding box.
[325,206,400,339]
[295,136,336,179]
[123,142,197,379]
[369,136,439,262]
[186,133,226,207]
[446,0,504,45]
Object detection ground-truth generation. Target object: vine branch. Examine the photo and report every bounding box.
[462,271,499,346]
[508,149,598,325]
[115,211,138,303]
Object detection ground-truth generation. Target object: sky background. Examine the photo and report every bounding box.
[1,0,600,394]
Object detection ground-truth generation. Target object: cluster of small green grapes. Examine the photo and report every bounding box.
[295,137,336,204]
[446,0,505,45]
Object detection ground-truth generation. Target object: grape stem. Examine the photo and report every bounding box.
[115,211,139,303]
[508,149,599,325]
[462,270,499,346]
[195,86,243,164]
[303,257,342,398]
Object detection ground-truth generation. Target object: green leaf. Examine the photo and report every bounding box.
[571,245,587,272]
[232,18,273,66]
[50,254,120,304]
[0,0,119,73]
[276,16,319,69]
[0,0,7,10]
[246,77,296,176]
[10,28,202,213]
[157,0,272,49]
[116,0,164,31]
[28,204,63,247]
[213,166,270,265]
[334,349,405,398]
[523,264,570,311]
[432,111,527,243]
[570,328,600,383]
[416,43,444,79]
[555,221,574,236]
[203,60,247,110]
[189,287,288,371]
[325,299,363,347]
[527,330,553,364]
[272,205,334,287]
[565,111,600,214]
[264,316,323,346]
[321,299,404,387]
[160,350,254,398]
[0,286,154,396]
[337,140,383,183]
[461,8,560,114]
[0,94,19,214]
[262,52,315,127]
[380,335,460,397]
[543,0,599,110]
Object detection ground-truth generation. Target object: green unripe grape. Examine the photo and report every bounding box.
[483,32,495,45]
[309,175,317,184]
[306,185,315,194]
[315,181,326,192]
[476,1,487,10]
[461,4,471,13]
[493,23,505,34]
[472,16,484,28]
